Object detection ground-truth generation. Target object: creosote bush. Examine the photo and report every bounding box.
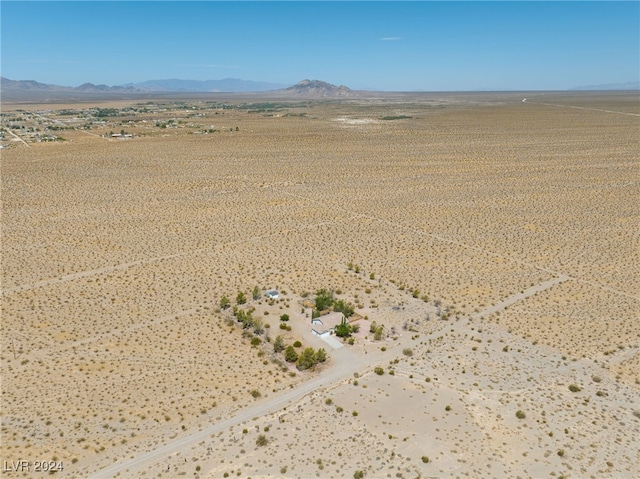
[256,434,268,447]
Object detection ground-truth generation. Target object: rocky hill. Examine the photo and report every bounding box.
[282,79,356,98]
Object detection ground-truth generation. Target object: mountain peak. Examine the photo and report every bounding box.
[284,79,354,97]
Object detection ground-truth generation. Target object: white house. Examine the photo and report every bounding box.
[311,311,345,338]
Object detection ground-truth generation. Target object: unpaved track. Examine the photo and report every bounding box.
[90,274,567,479]
[4,128,30,147]
[0,217,355,297]
[471,274,571,319]
[530,101,640,117]
[90,346,370,479]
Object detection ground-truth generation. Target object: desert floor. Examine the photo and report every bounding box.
[1,91,638,478]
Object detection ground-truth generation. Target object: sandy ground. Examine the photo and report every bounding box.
[1,92,638,478]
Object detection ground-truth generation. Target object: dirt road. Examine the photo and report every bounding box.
[90,345,371,478]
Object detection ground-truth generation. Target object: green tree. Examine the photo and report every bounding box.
[284,345,298,363]
[252,317,264,335]
[335,318,351,338]
[297,347,318,370]
[333,299,355,318]
[314,348,327,363]
[237,309,254,329]
[273,335,285,353]
[373,325,384,341]
[236,291,247,305]
[219,296,230,310]
[314,289,334,311]
[280,314,290,322]
[252,286,261,300]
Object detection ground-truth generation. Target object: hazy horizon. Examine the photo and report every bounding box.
[1,1,639,92]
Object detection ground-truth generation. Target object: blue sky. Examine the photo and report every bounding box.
[1,1,638,91]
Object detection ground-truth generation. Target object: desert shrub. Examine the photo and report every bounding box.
[402,348,413,356]
[256,434,268,447]
[568,384,582,393]
[250,337,261,346]
[374,367,384,375]
[279,323,291,331]
[516,410,526,419]
[280,314,289,321]
[421,456,430,463]
[445,405,451,411]
[250,389,261,398]
[557,449,565,457]
[354,470,364,479]
[293,340,302,348]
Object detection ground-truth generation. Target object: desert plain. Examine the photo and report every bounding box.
[1,91,639,478]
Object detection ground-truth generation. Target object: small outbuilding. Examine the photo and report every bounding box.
[265,289,279,300]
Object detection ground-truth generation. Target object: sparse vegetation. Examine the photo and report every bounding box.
[3,94,637,477]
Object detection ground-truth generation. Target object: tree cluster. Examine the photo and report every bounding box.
[313,288,355,318]
[334,317,359,338]
[278,338,327,371]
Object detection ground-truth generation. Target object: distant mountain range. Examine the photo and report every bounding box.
[1,77,288,94]
[0,77,138,93]
[2,77,637,100]
[0,77,362,101]
[122,78,287,92]
[570,81,640,91]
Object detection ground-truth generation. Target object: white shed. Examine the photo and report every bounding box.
[265,289,279,300]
